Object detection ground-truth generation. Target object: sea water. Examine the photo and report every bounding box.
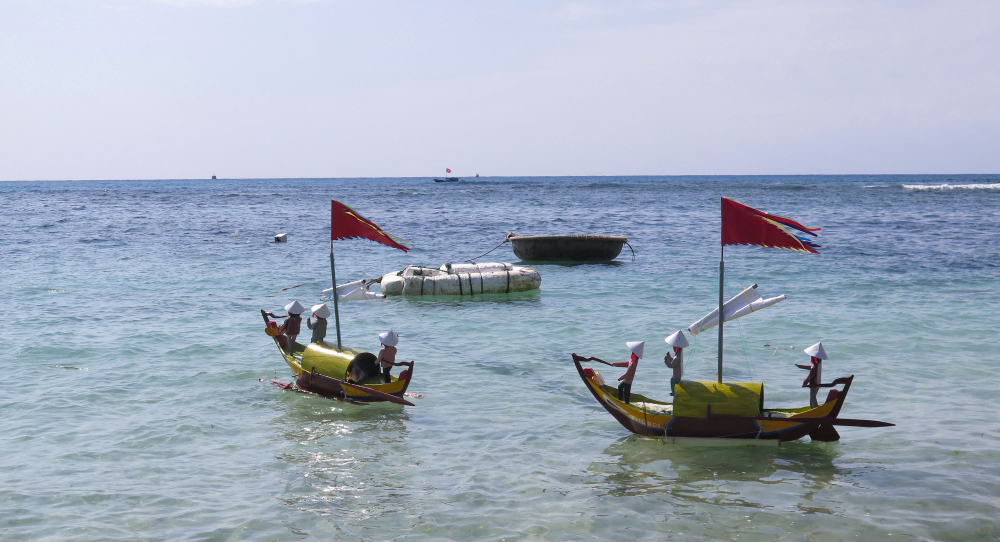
[1,175,998,541]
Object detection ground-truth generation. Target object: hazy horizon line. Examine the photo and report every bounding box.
[4,172,999,183]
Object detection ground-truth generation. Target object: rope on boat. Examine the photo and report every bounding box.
[463,233,514,262]
[625,241,636,261]
[726,282,759,383]
[686,273,762,382]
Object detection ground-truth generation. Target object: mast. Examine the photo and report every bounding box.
[718,243,724,383]
[329,240,343,350]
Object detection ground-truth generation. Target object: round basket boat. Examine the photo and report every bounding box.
[509,234,628,262]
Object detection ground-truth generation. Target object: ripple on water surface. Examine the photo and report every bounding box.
[1,175,999,540]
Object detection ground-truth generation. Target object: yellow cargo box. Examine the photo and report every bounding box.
[673,380,763,418]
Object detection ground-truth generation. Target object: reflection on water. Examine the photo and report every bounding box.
[393,289,542,306]
[516,260,627,268]
[590,436,844,512]
[270,394,415,523]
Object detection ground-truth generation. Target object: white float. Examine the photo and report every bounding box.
[380,262,541,296]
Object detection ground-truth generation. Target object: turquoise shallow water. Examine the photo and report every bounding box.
[2,175,999,541]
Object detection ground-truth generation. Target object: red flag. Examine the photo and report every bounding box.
[331,200,410,252]
[446,168,451,173]
[721,198,820,253]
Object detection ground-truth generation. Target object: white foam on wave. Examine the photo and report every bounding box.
[903,183,1000,190]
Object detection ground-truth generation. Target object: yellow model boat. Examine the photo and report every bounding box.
[262,310,414,405]
[572,354,890,442]
[572,198,893,442]
[261,199,417,405]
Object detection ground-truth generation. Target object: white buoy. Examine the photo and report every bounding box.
[274,233,287,243]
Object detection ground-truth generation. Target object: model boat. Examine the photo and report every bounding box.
[264,199,416,405]
[573,198,892,442]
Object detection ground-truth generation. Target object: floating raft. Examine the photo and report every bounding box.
[380,262,540,296]
[509,234,628,262]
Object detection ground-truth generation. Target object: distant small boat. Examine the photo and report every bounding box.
[211,175,217,180]
[435,168,459,182]
[509,234,629,262]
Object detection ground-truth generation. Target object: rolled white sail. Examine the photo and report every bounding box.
[688,284,786,336]
[322,279,385,301]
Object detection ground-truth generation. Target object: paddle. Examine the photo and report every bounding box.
[748,417,893,428]
[338,379,415,406]
[575,355,614,367]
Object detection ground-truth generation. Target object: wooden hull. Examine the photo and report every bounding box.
[572,354,852,442]
[510,235,627,262]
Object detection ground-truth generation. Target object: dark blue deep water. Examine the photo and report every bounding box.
[2,175,999,540]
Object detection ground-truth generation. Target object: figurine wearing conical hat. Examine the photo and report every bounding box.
[663,330,689,396]
[376,330,404,383]
[612,341,644,404]
[796,342,828,408]
[306,303,330,344]
[266,301,305,354]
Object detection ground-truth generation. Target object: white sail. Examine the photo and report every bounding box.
[688,284,786,336]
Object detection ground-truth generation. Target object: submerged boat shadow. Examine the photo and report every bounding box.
[587,435,843,507]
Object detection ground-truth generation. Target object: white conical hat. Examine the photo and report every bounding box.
[664,330,689,348]
[378,330,399,347]
[311,303,331,319]
[626,341,645,359]
[284,300,305,314]
[804,342,828,360]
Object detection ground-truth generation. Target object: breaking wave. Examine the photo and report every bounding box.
[902,183,1000,191]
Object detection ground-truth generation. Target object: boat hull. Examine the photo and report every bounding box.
[510,235,627,262]
[572,354,852,442]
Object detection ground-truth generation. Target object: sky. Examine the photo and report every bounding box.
[1,0,998,180]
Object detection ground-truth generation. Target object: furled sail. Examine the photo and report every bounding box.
[322,279,385,302]
[688,284,786,336]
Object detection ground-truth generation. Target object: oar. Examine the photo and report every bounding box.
[749,417,894,428]
[338,379,415,406]
[576,355,614,367]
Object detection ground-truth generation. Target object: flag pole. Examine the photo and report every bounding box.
[718,243,724,384]
[330,240,343,351]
